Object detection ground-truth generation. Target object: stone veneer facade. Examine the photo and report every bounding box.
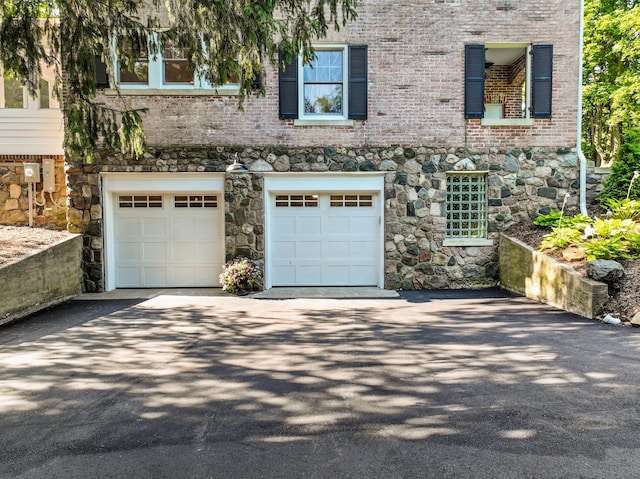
[66,145,581,292]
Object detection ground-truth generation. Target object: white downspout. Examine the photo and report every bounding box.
[577,0,588,215]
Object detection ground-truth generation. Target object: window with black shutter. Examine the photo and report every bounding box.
[465,42,553,124]
[279,44,368,123]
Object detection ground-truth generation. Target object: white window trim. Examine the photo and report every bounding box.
[111,33,240,94]
[296,44,350,124]
[480,43,531,127]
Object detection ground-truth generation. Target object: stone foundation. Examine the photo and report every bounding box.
[66,145,581,292]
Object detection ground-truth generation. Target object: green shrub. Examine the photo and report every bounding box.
[534,211,593,229]
[599,128,640,202]
[591,217,636,238]
[604,198,640,221]
[627,231,640,257]
[540,227,582,251]
[581,236,631,261]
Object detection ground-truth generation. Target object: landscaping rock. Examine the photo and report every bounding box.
[586,260,625,283]
[562,246,586,262]
[631,312,640,327]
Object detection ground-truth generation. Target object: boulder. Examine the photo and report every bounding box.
[631,312,640,327]
[586,259,625,283]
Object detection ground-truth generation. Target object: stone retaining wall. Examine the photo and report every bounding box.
[67,145,581,292]
[499,233,608,319]
[0,234,83,326]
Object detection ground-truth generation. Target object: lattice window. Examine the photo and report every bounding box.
[275,194,319,207]
[174,195,218,208]
[446,174,487,239]
[118,195,163,208]
[330,194,373,207]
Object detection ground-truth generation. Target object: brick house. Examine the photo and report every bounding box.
[65,0,583,292]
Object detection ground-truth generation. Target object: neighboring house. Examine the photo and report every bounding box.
[66,0,582,292]
[0,62,67,227]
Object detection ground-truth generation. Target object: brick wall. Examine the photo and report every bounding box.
[95,0,581,150]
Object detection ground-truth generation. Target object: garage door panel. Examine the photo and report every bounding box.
[351,216,378,233]
[118,242,141,261]
[142,218,167,237]
[297,240,322,260]
[326,216,349,234]
[142,243,167,262]
[298,265,323,284]
[273,216,296,234]
[143,267,167,286]
[327,241,350,259]
[118,218,141,237]
[116,267,140,287]
[298,216,322,234]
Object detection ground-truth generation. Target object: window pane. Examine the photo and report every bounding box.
[3,76,25,108]
[303,50,343,83]
[163,43,194,84]
[120,60,149,83]
[39,79,50,109]
[304,84,343,114]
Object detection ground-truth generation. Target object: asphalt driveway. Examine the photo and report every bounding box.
[1,289,639,478]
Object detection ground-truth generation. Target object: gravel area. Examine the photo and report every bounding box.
[0,225,72,266]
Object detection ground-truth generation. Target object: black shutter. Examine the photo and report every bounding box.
[531,44,553,118]
[278,54,298,119]
[348,45,367,120]
[95,55,109,88]
[464,44,485,119]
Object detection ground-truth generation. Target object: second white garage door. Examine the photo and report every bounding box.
[270,192,380,286]
[114,193,223,287]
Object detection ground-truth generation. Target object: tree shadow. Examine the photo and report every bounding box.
[1,293,639,476]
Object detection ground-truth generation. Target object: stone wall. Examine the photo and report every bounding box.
[67,144,580,292]
[0,234,83,326]
[0,156,67,228]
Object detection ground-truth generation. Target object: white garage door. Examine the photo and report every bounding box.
[270,193,380,286]
[114,193,223,287]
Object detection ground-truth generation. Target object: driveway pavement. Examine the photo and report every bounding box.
[1,289,639,478]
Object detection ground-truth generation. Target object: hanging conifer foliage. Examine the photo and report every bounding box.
[0,0,358,160]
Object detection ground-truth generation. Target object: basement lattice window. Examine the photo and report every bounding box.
[445,173,487,239]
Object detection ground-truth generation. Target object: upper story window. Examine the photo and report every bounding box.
[0,70,60,110]
[113,34,238,92]
[465,43,553,126]
[279,44,368,125]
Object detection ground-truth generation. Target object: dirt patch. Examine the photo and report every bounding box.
[0,225,73,267]
[504,220,640,323]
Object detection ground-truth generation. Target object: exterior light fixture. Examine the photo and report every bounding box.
[226,153,247,172]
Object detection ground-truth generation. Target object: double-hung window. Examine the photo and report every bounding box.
[465,43,553,126]
[279,44,368,124]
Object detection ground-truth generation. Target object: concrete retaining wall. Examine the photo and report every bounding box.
[0,234,83,326]
[499,234,608,319]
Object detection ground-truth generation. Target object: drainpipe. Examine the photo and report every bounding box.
[577,0,588,215]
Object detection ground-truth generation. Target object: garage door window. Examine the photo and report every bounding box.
[118,195,163,208]
[174,195,218,208]
[330,194,373,207]
[275,194,319,207]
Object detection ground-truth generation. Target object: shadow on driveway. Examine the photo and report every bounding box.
[1,292,639,478]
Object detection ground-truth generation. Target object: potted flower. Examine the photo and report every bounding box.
[219,257,263,295]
